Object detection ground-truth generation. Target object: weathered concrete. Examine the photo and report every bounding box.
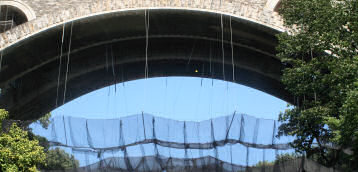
[0,0,284,49]
[17,0,269,19]
[265,0,281,11]
[0,0,286,120]
[0,0,36,21]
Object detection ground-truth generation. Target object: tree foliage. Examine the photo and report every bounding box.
[36,113,51,129]
[41,148,79,170]
[33,113,79,170]
[0,110,79,171]
[254,153,300,168]
[0,110,46,172]
[277,0,358,170]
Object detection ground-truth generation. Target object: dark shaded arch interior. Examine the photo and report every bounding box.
[0,5,28,32]
[0,9,291,120]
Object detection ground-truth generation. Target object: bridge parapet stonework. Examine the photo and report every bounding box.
[0,0,284,50]
[20,0,267,18]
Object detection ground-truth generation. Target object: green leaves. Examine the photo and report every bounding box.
[278,0,358,169]
[0,115,46,172]
[36,113,51,129]
[0,110,79,171]
[41,148,79,170]
[0,109,9,130]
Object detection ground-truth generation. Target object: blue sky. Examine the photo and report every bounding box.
[52,77,288,121]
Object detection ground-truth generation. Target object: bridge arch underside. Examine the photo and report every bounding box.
[0,9,291,120]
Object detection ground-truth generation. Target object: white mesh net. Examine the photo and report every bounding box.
[5,113,338,171]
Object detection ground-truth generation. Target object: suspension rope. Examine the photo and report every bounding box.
[0,47,3,73]
[219,0,230,116]
[220,1,225,81]
[201,61,204,86]
[194,72,203,116]
[10,15,14,29]
[230,16,235,82]
[186,40,197,66]
[62,21,74,105]
[105,45,111,115]
[111,45,116,93]
[230,143,234,171]
[3,5,8,31]
[0,51,2,72]
[105,45,109,72]
[164,77,168,117]
[0,7,2,72]
[209,41,213,86]
[122,66,128,115]
[106,85,110,116]
[0,6,9,72]
[144,9,150,79]
[172,41,196,116]
[143,9,150,113]
[62,115,68,146]
[209,41,213,119]
[55,23,66,108]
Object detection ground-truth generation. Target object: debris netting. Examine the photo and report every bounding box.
[28,113,336,171]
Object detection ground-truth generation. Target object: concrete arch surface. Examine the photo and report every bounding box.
[265,0,281,11]
[0,0,284,49]
[0,1,289,120]
[0,0,36,21]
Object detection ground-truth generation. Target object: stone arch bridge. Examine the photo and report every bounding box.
[0,0,286,120]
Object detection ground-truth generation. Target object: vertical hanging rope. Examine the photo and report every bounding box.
[209,41,213,86]
[186,40,197,67]
[106,45,109,72]
[140,113,149,170]
[62,21,74,105]
[0,7,1,28]
[3,6,8,31]
[0,48,3,71]
[85,120,94,149]
[104,45,110,115]
[167,123,172,158]
[10,15,14,29]
[0,6,9,72]
[272,120,277,146]
[246,146,249,169]
[220,0,225,81]
[142,9,150,112]
[183,121,189,169]
[209,41,213,119]
[253,118,260,145]
[144,9,150,79]
[142,112,147,140]
[122,66,125,86]
[230,143,234,172]
[225,111,236,141]
[120,119,134,171]
[111,45,116,93]
[55,23,66,108]
[230,16,235,82]
[239,115,245,142]
[0,7,2,72]
[62,116,68,146]
[164,77,168,117]
[211,119,219,171]
[152,117,165,170]
[122,68,128,115]
[0,48,3,72]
